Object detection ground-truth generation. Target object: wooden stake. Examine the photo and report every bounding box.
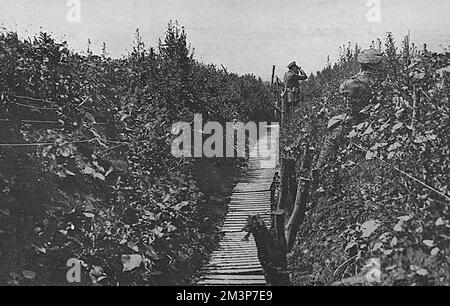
[271,65,276,86]
[285,145,312,251]
[221,64,229,75]
[286,159,297,213]
[277,159,288,210]
[271,209,287,269]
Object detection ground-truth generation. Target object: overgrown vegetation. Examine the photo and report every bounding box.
[2,22,448,286]
[0,22,273,285]
[283,34,449,285]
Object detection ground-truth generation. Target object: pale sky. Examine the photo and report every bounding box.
[1,0,449,79]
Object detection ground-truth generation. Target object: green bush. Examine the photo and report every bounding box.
[0,22,274,285]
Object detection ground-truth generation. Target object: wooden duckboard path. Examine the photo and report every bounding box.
[197,124,279,286]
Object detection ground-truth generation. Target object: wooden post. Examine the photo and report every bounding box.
[270,172,280,208]
[277,158,296,211]
[275,76,283,123]
[285,145,312,251]
[221,64,229,75]
[271,65,276,86]
[270,172,279,231]
[271,209,287,269]
[285,177,310,251]
[286,159,297,213]
[271,65,278,122]
[277,159,288,210]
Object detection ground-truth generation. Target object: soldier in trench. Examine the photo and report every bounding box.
[283,61,308,115]
[313,49,384,174]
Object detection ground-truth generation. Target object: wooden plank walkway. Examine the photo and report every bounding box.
[197,124,279,286]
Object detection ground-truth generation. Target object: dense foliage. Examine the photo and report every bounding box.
[284,34,449,285]
[0,22,273,285]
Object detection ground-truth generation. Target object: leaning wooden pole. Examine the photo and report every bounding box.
[277,159,296,210]
[272,209,287,269]
[271,65,276,86]
[286,144,312,251]
[277,159,289,210]
[221,64,229,75]
[286,159,297,213]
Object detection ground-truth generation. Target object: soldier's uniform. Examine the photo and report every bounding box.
[315,49,383,170]
[284,62,308,111]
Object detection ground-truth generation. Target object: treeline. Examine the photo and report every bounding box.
[282,34,449,285]
[0,22,273,285]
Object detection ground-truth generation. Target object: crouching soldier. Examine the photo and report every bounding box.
[283,61,308,114]
[314,49,384,172]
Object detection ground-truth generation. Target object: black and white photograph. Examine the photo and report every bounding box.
[0,0,449,292]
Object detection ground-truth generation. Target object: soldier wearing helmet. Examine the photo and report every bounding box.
[283,61,308,113]
[314,49,383,172]
[339,49,383,117]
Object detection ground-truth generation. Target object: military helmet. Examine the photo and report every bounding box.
[287,61,299,69]
[357,49,383,64]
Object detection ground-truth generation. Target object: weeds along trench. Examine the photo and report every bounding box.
[279,35,449,286]
[0,24,273,286]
